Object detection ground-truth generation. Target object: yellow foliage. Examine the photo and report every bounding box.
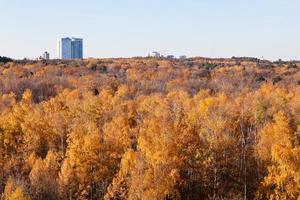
[256,112,293,162]
[7,187,30,200]
[1,58,300,199]
[256,112,300,199]
[3,177,30,200]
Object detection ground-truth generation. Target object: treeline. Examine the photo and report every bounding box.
[0,58,300,199]
[0,56,12,64]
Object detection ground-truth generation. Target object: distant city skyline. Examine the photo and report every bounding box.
[0,0,300,61]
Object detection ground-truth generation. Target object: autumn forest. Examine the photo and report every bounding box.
[0,57,300,200]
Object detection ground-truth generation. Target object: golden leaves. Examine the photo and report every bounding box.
[3,177,30,200]
[256,112,300,199]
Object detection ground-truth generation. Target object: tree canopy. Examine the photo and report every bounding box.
[0,57,300,199]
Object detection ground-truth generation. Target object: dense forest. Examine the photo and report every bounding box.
[0,57,300,200]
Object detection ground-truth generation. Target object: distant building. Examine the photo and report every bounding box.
[58,38,72,59]
[58,37,83,59]
[166,55,175,59]
[180,55,187,60]
[43,51,50,60]
[71,38,83,59]
[148,51,161,58]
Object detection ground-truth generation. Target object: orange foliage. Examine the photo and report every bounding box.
[0,57,299,199]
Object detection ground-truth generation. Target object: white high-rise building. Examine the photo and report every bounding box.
[148,51,161,58]
[57,37,83,59]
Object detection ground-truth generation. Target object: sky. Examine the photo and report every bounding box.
[0,0,299,60]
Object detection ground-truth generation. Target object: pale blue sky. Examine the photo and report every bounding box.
[0,0,299,60]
